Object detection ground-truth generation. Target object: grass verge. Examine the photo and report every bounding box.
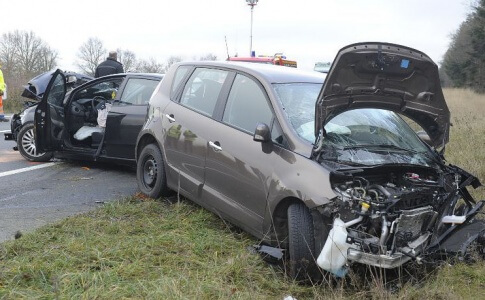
[0,197,320,299]
[0,88,484,299]
[2,196,485,299]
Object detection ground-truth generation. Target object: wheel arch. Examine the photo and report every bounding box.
[267,196,330,255]
[17,122,53,162]
[268,196,307,248]
[135,132,161,162]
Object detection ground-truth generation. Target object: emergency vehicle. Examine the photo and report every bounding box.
[227,53,297,68]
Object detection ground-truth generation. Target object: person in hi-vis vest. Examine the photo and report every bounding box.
[0,64,7,122]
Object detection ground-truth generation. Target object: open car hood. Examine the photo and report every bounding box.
[315,42,450,148]
[21,70,93,101]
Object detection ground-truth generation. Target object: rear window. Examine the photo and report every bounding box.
[171,66,191,99]
[119,78,159,105]
[180,68,228,117]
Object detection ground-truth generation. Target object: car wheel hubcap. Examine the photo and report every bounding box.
[21,128,45,157]
[143,156,157,188]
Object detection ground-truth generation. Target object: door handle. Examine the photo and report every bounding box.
[209,141,222,152]
[165,114,175,123]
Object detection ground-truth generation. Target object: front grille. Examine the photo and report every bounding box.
[393,206,436,247]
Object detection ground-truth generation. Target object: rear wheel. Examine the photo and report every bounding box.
[287,202,320,281]
[136,144,170,198]
[17,123,53,162]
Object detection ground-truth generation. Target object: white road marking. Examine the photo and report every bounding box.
[0,162,58,178]
[0,130,11,133]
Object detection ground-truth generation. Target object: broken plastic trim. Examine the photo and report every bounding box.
[251,244,284,261]
[430,200,485,250]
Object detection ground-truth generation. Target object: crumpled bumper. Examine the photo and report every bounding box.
[347,233,431,268]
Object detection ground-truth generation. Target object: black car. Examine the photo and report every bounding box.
[31,70,163,165]
[5,71,93,161]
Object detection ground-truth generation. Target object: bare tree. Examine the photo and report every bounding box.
[0,32,18,73]
[15,31,43,76]
[76,37,106,76]
[0,30,58,77]
[117,48,137,72]
[0,30,59,111]
[137,58,165,73]
[38,46,58,72]
[199,53,217,61]
[164,56,183,73]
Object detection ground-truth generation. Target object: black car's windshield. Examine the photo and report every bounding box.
[273,83,437,167]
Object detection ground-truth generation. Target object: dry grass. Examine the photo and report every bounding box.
[443,88,485,200]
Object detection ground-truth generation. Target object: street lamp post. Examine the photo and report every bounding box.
[246,0,258,56]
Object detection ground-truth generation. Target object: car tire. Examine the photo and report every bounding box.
[17,123,53,162]
[287,202,320,281]
[136,144,170,198]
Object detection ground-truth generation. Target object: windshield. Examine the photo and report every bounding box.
[273,82,322,141]
[273,83,437,167]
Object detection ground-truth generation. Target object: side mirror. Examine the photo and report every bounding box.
[253,123,271,143]
[66,75,78,84]
[416,130,432,146]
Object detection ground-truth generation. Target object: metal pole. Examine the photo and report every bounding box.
[246,0,258,56]
[250,5,254,56]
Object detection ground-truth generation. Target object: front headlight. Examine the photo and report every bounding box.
[19,112,26,124]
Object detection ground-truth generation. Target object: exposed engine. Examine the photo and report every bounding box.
[316,165,480,276]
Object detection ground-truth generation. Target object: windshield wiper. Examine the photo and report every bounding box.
[342,144,420,154]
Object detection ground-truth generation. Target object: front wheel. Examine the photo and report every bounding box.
[136,144,170,198]
[287,202,320,281]
[17,123,53,162]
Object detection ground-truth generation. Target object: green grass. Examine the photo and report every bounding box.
[3,197,485,299]
[0,88,484,299]
[0,198,328,299]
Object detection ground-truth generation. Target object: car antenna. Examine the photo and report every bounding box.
[225,36,230,60]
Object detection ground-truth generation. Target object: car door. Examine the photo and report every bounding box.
[35,69,67,152]
[202,73,275,235]
[103,77,161,159]
[162,67,231,199]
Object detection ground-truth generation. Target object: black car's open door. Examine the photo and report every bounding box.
[34,69,67,152]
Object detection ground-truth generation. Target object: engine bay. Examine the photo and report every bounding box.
[316,164,483,276]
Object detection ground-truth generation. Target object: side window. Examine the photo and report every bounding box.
[119,78,159,105]
[171,66,191,99]
[47,73,66,106]
[72,78,123,102]
[271,120,286,146]
[222,74,273,133]
[180,68,228,117]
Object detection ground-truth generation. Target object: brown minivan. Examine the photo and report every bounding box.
[135,42,485,281]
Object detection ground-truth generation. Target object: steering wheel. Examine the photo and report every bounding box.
[91,96,107,112]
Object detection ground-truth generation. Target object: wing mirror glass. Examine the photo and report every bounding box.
[66,75,77,84]
[253,123,271,143]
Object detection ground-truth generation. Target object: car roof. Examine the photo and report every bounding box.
[97,73,164,80]
[176,61,325,84]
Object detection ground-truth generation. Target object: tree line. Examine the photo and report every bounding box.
[0,30,217,111]
[442,0,485,93]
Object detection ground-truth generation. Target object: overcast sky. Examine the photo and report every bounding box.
[2,0,475,71]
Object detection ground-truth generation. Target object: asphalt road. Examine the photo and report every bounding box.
[0,116,139,242]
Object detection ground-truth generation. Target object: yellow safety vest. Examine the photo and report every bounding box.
[0,69,5,93]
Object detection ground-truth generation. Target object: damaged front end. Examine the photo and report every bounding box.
[306,42,485,277]
[314,163,485,277]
